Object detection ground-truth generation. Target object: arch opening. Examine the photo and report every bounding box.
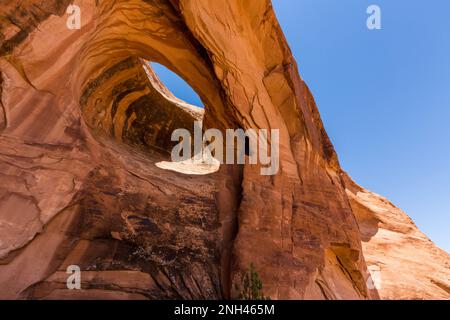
[149,62,204,109]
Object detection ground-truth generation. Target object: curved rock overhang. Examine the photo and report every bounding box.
[0,0,448,300]
[0,0,379,300]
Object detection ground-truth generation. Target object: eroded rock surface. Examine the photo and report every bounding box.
[0,0,448,300]
[344,174,450,299]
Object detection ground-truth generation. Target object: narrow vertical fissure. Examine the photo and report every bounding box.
[0,72,6,131]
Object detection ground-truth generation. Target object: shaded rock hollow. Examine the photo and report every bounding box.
[0,0,448,299]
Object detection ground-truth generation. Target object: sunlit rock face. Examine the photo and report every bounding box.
[343,174,450,300]
[0,0,448,300]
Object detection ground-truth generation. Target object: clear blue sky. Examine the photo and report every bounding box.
[151,62,204,107]
[152,1,450,252]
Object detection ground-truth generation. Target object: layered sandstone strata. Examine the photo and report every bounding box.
[0,0,448,299]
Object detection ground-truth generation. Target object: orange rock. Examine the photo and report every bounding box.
[0,0,448,300]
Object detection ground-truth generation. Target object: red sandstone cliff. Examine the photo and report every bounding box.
[0,0,448,299]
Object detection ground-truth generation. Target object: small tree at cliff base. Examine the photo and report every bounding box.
[235,263,270,300]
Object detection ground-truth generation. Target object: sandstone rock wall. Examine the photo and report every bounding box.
[0,0,448,300]
[344,174,450,299]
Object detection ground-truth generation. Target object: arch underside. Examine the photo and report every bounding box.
[0,0,448,300]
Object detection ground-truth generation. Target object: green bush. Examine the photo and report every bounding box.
[235,263,270,300]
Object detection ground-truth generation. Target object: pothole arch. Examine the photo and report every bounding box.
[0,0,396,301]
[69,0,237,160]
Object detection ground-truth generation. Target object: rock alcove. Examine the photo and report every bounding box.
[0,0,449,300]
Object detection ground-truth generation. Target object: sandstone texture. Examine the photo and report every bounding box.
[0,0,448,299]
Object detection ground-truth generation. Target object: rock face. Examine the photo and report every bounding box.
[343,174,450,299]
[0,0,448,300]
